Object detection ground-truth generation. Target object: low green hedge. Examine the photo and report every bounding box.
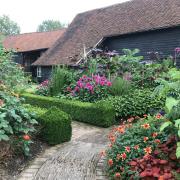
[21,93,115,127]
[39,107,72,145]
[24,105,72,145]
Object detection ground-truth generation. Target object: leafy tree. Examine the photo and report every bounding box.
[37,20,65,32]
[0,15,20,35]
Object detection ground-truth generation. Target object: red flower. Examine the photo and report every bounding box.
[152,132,158,138]
[134,145,139,150]
[156,113,162,119]
[116,154,121,160]
[108,159,113,166]
[154,139,161,144]
[66,86,72,92]
[127,117,134,123]
[115,172,121,178]
[117,125,125,134]
[144,147,152,154]
[100,150,106,157]
[125,146,131,153]
[23,134,30,141]
[144,137,149,142]
[143,114,148,118]
[108,144,112,148]
[141,123,150,129]
[0,99,4,107]
[109,136,116,143]
[121,153,127,160]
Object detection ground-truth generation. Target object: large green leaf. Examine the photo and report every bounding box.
[176,142,180,159]
[175,119,180,128]
[160,121,172,132]
[165,97,179,113]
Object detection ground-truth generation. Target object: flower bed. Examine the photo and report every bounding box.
[103,115,180,179]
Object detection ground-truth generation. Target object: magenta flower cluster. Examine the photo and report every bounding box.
[66,75,112,95]
[37,80,49,89]
[175,47,180,53]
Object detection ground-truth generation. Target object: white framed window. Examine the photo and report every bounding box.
[37,66,42,77]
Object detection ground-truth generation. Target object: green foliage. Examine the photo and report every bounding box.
[0,15,20,35]
[37,20,65,32]
[153,68,180,158]
[152,68,180,98]
[119,48,143,63]
[110,77,131,96]
[49,67,75,96]
[23,104,47,117]
[21,93,115,127]
[87,59,98,76]
[106,116,168,179]
[39,107,72,145]
[0,91,37,155]
[108,89,165,118]
[0,44,29,92]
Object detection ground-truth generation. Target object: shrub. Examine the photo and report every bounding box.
[104,116,178,179]
[21,93,115,127]
[0,44,30,92]
[38,107,72,145]
[0,90,37,156]
[110,77,131,96]
[64,75,112,102]
[36,80,49,96]
[108,89,165,118]
[49,66,75,96]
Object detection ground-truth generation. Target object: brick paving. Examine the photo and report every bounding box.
[17,121,110,180]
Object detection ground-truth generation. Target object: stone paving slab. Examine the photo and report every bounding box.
[17,121,110,180]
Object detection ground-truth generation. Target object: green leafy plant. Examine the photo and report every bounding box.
[110,77,131,96]
[0,90,37,156]
[108,89,165,118]
[0,44,30,92]
[49,66,75,96]
[153,68,180,158]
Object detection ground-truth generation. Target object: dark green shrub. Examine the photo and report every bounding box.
[110,77,131,96]
[39,107,72,145]
[21,93,115,127]
[108,89,165,118]
[49,66,75,96]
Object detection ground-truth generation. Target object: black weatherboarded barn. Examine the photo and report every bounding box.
[33,0,180,80]
[100,26,180,61]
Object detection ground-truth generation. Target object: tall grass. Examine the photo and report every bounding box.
[49,66,70,96]
[110,77,131,96]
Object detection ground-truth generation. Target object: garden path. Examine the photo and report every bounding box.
[18,122,109,180]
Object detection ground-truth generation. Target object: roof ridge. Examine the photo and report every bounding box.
[6,28,66,37]
[76,0,133,16]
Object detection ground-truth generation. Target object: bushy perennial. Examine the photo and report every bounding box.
[65,75,112,102]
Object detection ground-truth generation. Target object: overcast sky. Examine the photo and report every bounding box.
[0,0,129,33]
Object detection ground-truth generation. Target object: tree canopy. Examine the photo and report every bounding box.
[37,20,65,32]
[0,15,20,36]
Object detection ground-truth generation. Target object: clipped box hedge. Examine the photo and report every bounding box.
[24,105,72,145]
[22,93,115,127]
[39,107,72,145]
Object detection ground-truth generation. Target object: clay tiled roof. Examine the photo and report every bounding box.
[3,29,66,52]
[33,0,180,66]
